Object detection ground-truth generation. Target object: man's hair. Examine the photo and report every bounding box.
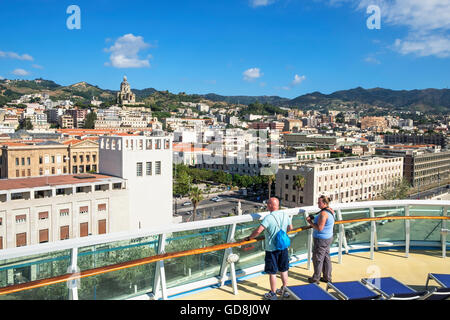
[319,195,331,206]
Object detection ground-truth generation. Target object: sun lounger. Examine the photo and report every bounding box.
[425,273,450,289]
[326,280,382,300]
[285,283,337,300]
[362,277,431,300]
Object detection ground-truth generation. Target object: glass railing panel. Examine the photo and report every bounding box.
[374,207,405,242]
[164,226,228,289]
[234,220,265,271]
[0,249,71,300]
[77,264,156,300]
[340,208,371,246]
[0,282,68,300]
[290,214,309,257]
[77,236,159,300]
[409,206,444,242]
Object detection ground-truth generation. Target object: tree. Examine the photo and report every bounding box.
[189,186,204,222]
[381,178,411,200]
[267,174,275,199]
[84,112,97,129]
[174,170,191,196]
[294,174,306,206]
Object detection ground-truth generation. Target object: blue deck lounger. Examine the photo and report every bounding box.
[285,283,337,300]
[326,281,381,300]
[362,277,431,300]
[426,273,450,289]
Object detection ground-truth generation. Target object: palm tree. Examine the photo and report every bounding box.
[189,186,204,221]
[267,174,275,200]
[294,174,306,206]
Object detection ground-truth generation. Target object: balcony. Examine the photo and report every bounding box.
[0,200,448,300]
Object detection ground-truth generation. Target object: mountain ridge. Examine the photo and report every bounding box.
[0,78,449,114]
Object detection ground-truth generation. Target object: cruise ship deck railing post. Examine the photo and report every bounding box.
[304,210,313,270]
[405,205,410,258]
[153,234,168,300]
[442,206,448,258]
[337,209,344,264]
[219,223,237,294]
[370,207,375,260]
[68,246,79,300]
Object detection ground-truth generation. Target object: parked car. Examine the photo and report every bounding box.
[182,201,192,206]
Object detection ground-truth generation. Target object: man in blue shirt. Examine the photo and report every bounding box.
[245,197,293,300]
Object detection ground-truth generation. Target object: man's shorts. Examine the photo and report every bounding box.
[264,249,289,274]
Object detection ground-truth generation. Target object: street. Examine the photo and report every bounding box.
[173,193,267,222]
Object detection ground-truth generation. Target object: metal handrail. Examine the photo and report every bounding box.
[0,215,448,296]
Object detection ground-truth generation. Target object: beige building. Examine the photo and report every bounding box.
[361,116,388,132]
[58,114,74,129]
[0,139,99,178]
[0,174,128,249]
[0,142,69,178]
[64,138,99,174]
[275,156,404,207]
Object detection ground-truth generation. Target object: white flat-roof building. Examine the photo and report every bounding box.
[0,174,128,249]
[99,134,173,231]
[276,156,404,207]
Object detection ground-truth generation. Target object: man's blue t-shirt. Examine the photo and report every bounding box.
[261,210,292,252]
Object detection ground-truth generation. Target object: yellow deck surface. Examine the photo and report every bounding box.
[177,249,449,300]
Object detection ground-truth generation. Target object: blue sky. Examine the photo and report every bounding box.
[0,0,449,98]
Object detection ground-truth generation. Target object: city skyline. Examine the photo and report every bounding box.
[0,0,449,98]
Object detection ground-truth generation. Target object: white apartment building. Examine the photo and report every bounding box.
[99,134,173,231]
[275,156,404,208]
[0,174,128,249]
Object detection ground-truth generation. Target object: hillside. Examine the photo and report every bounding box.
[1,78,449,115]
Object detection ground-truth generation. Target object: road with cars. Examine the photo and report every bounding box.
[173,193,268,222]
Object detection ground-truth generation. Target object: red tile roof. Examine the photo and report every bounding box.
[0,174,120,191]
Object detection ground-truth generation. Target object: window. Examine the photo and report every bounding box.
[146,139,152,150]
[21,158,25,165]
[51,156,55,163]
[136,162,143,177]
[155,139,161,149]
[80,222,89,237]
[39,229,49,243]
[60,209,69,217]
[27,157,30,165]
[16,215,26,223]
[15,158,19,166]
[98,219,106,235]
[60,226,69,240]
[146,162,152,176]
[79,206,88,214]
[39,156,43,164]
[98,203,106,211]
[155,161,161,175]
[38,211,49,220]
[16,232,27,247]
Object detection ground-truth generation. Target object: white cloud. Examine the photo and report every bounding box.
[364,56,381,64]
[11,68,30,76]
[0,50,33,61]
[325,0,450,58]
[0,76,4,80]
[243,68,263,81]
[292,74,306,85]
[394,35,450,58]
[32,64,44,69]
[104,34,151,68]
[249,0,276,7]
